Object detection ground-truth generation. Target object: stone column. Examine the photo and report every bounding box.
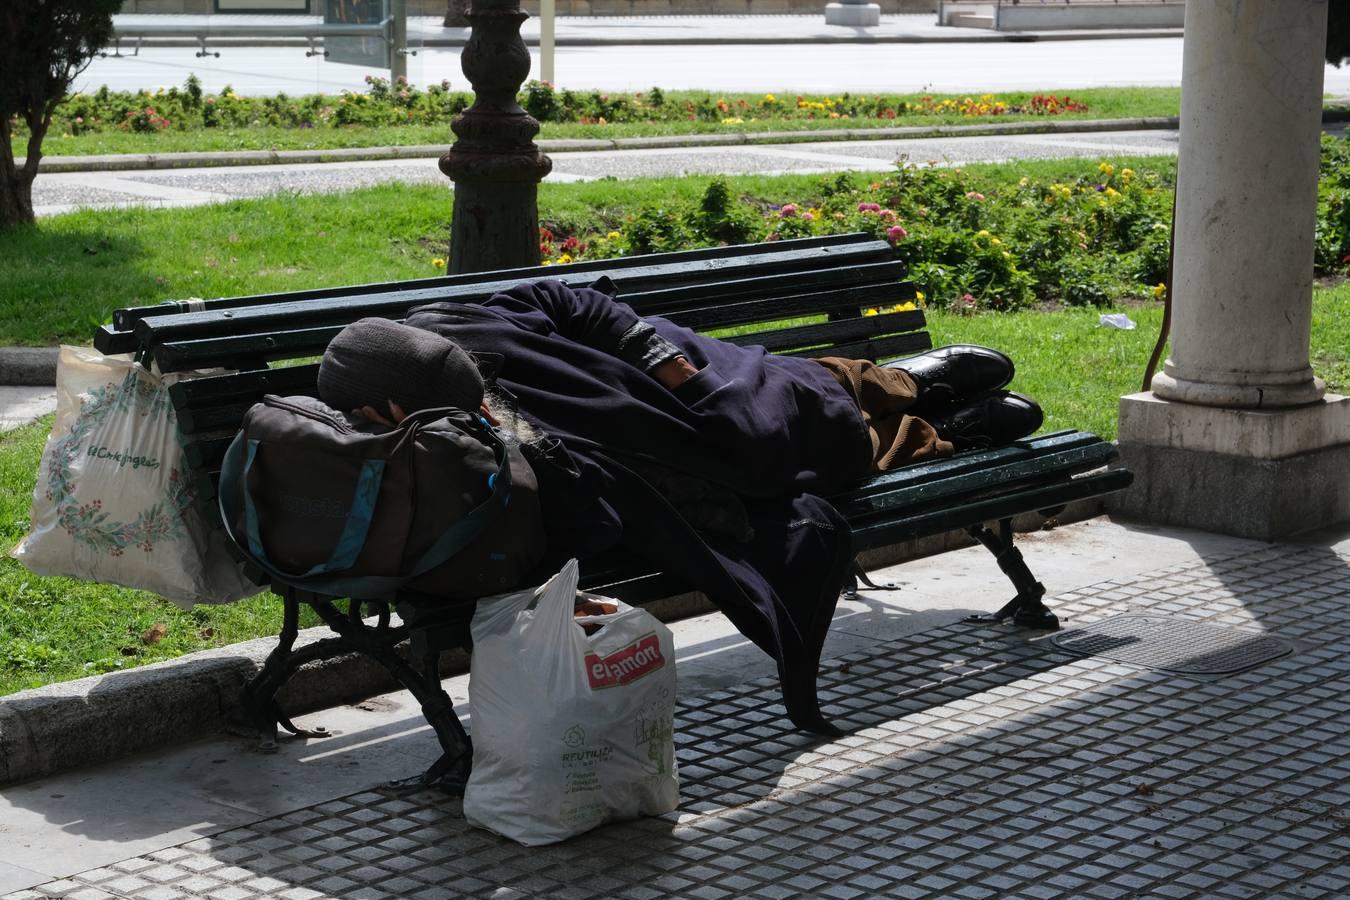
[1114,0,1350,541]
[440,0,552,274]
[1150,0,1326,409]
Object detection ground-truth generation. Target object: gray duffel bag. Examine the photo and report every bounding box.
[218,395,545,600]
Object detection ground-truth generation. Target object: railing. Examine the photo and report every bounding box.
[105,5,416,78]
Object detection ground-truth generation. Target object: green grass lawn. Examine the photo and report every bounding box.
[0,157,1180,346]
[18,87,1183,159]
[1,149,1344,695]
[5,281,1349,696]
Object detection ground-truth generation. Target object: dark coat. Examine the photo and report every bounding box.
[405,280,873,733]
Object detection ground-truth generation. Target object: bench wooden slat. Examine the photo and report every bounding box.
[831,431,1110,501]
[837,444,1119,522]
[156,326,345,372]
[109,233,877,332]
[135,242,899,355]
[782,334,934,361]
[169,363,320,407]
[850,469,1134,550]
[722,309,925,355]
[152,266,915,371]
[624,260,909,318]
[659,284,913,334]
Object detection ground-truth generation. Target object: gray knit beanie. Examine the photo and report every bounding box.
[317,318,485,416]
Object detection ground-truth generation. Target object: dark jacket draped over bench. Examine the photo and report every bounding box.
[406,278,874,734]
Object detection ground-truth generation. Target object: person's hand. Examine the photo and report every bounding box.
[575,597,619,635]
[652,356,700,390]
[353,400,407,427]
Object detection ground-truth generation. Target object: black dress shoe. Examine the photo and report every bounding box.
[927,391,1043,451]
[883,345,1015,414]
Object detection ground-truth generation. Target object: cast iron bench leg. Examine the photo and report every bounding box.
[963,518,1060,630]
[240,590,332,752]
[386,644,473,796]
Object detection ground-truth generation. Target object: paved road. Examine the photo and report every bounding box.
[78,14,1214,96]
[83,35,1206,96]
[33,127,1182,217]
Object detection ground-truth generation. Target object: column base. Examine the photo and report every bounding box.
[1151,370,1325,409]
[825,3,880,26]
[1110,392,1350,541]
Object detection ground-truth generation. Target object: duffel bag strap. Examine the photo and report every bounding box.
[217,417,512,598]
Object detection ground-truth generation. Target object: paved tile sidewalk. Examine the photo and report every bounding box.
[8,542,1349,899]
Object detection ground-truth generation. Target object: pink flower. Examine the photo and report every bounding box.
[857,202,882,213]
[779,203,798,218]
[802,211,815,221]
[886,225,908,241]
[961,293,976,304]
[965,191,985,201]
[879,209,897,222]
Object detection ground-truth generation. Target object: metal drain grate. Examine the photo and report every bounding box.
[1050,614,1293,675]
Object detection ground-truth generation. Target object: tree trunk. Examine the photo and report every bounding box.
[0,117,37,228]
[444,0,470,28]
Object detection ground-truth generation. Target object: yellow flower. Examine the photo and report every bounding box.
[976,229,992,239]
[1018,176,1029,188]
[541,259,554,266]
[863,307,880,317]
[1002,251,1012,259]
[722,116,744,126]
[558,253,573,264]
[1121,168,1135,178]
[431,258,446,269]
[1152,282,1167,300]
[1099,162,1115,176]
[1105,187,1120,198]
[914,290,925,303]
[990,237,1002,245]
[894,301,917,313]
[607,230,621,239]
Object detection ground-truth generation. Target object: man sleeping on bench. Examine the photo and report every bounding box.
[315,278,1041,736]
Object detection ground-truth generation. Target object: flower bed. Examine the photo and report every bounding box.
[537,161,1174,312]
[524,137,1350,312]
[39,76,1098,139]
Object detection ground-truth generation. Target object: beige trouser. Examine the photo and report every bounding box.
[814,357,954,472]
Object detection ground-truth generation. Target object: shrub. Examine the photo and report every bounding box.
[538,137,1350,308]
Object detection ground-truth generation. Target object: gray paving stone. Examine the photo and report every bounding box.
[9,547,1350,900]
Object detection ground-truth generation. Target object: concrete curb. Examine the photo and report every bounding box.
[0,347,60,386]
[0,622,443,786]
[28,116,1184,173]
[0,496,1106,787]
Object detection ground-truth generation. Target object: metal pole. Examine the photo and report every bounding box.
[440,0,552,273]
[540,0,555,84]
[391,0,407,82]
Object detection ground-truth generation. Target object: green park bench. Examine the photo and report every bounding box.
[95,232,1133,790]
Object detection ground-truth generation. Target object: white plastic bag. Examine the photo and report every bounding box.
[10,346,261,608]
[463,559,679,845]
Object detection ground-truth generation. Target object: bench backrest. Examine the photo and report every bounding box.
[95,234,925,507]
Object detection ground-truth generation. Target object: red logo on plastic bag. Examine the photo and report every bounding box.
[585,633,666,690]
